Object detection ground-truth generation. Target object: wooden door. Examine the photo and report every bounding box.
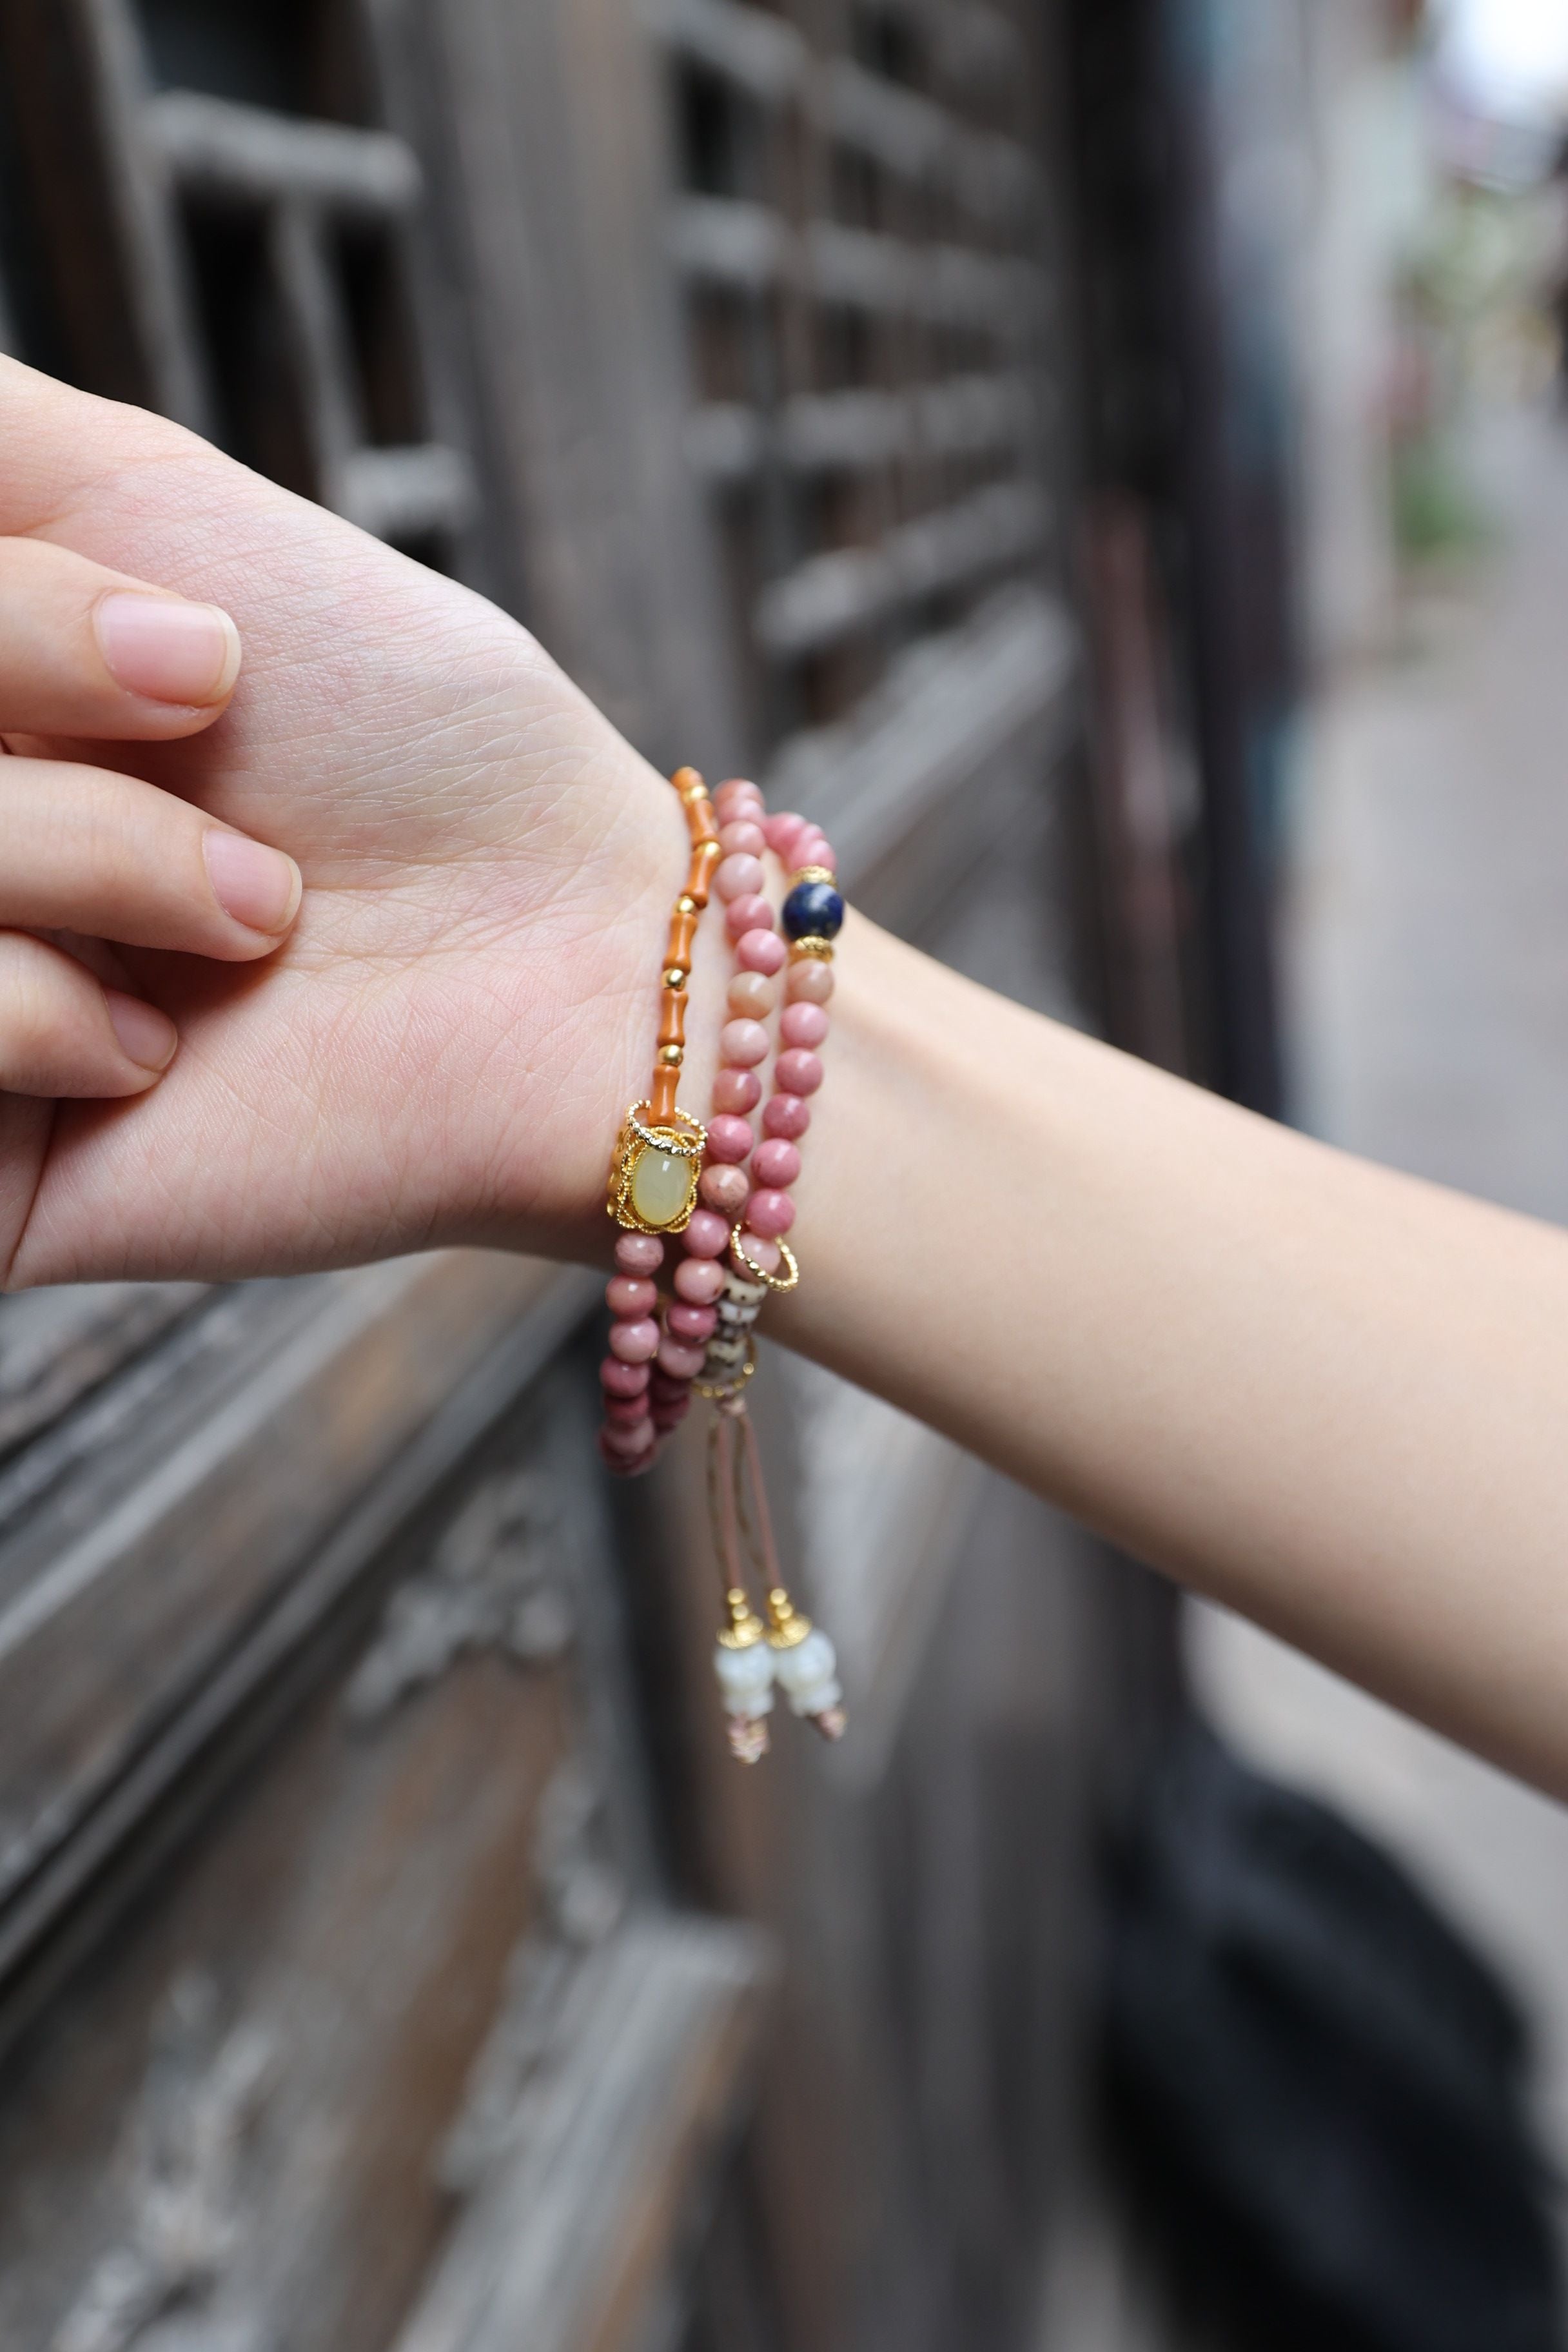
[0,4,1173,2345]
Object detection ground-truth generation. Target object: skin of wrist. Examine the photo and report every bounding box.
[767,914,1030,1412]
[502,742,729,1267]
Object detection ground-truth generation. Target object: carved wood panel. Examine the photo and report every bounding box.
[0,1369,769,2352]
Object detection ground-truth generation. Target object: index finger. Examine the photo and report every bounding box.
[0,534,240,741]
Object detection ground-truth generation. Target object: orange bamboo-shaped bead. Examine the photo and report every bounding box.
[665,910,698,974]
[685,839,721,905]
[658,988,688,1048]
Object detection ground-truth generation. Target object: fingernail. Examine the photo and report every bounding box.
[95,593,242,706]
[203,829,302,934]
[105,990,178,1073]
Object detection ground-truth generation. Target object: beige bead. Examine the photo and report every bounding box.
[727,969,778,1019]
[785,958,834,1005]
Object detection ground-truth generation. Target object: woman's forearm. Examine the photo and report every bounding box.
[776,914,1568,1797]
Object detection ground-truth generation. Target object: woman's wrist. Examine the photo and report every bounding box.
[476,734,729,1262]
[768,912,1047,1453]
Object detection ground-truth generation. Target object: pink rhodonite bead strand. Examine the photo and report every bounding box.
[650,773,785,1434]
[747,805,834,1253]
[598,1228,665,1474]
[690,793,839,1371]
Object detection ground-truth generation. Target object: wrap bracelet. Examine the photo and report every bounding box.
[599,767,847,1761]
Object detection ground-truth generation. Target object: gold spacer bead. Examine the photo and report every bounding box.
[657,1043,684,1067]
[718,1586,767,1649]
[789,937,834,963]
[766,1585,814,1648]
[663,966,688,989]
[789,865,837,888]
[675,894,698,916]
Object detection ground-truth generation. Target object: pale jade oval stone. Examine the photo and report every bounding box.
[629,1144,691,1228]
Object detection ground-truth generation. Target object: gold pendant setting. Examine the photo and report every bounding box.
[607,1101,706,1233]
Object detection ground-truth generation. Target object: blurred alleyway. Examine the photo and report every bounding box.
[1190,386,1568,2233]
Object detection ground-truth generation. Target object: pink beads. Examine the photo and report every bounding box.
[684,1209,730,1258]
[699,1162,749,1217]
[720,1018,770,1068]
[785,958,834,1004]
[714,853,764,902]
[718,819,766,858]
[776,1048,823,1097]
[746,1189,796,1239]
[726,894,772,938]
[735,1230,781,1277]
[715,778,763,820]
[600,1357,651,1398]
[780,1001,828,1049]
[603,1416,654,1457]
[615,1233,664,1275]
[763,1093,810,1139]
[736,928,786,977]
[712,1066,761,1114]
[609,1318,660,1364]
[674,1254,727,1304]
[668,1301,718,1342]
[763,811,806,857]
[706,1113,754,1162]
[607,1275,657,1318]
[727,970,777,1019]
[658,1337,707,1380]
[753,1138,801,1189]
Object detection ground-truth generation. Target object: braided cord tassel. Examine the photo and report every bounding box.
[707,1411,774,1763]
[732,1403,845,1743]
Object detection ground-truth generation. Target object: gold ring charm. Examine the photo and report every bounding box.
[607,1102,706,1233]
[729,1226,800,1291]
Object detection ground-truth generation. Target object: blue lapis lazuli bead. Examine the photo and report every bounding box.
[781,879,845,941]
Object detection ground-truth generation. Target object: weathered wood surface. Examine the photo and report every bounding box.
[0,1358,772,2352]
[393,1916,771,2352]
[0,1255,592,2014]
[0,5,1174,2349]
[410,0,744,763]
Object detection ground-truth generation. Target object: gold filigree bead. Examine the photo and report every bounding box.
[788,937,834,963]
[717,1587,767,1649]
[766,1586,813,1649]
[789,865,837,888]
[608,1103,705,1231]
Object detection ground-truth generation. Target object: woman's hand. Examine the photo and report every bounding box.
[0,534,301,1097]
[0,356,689,1286]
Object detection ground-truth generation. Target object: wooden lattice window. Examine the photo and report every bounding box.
[0,0,473,562]
[655,0,1055,759]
